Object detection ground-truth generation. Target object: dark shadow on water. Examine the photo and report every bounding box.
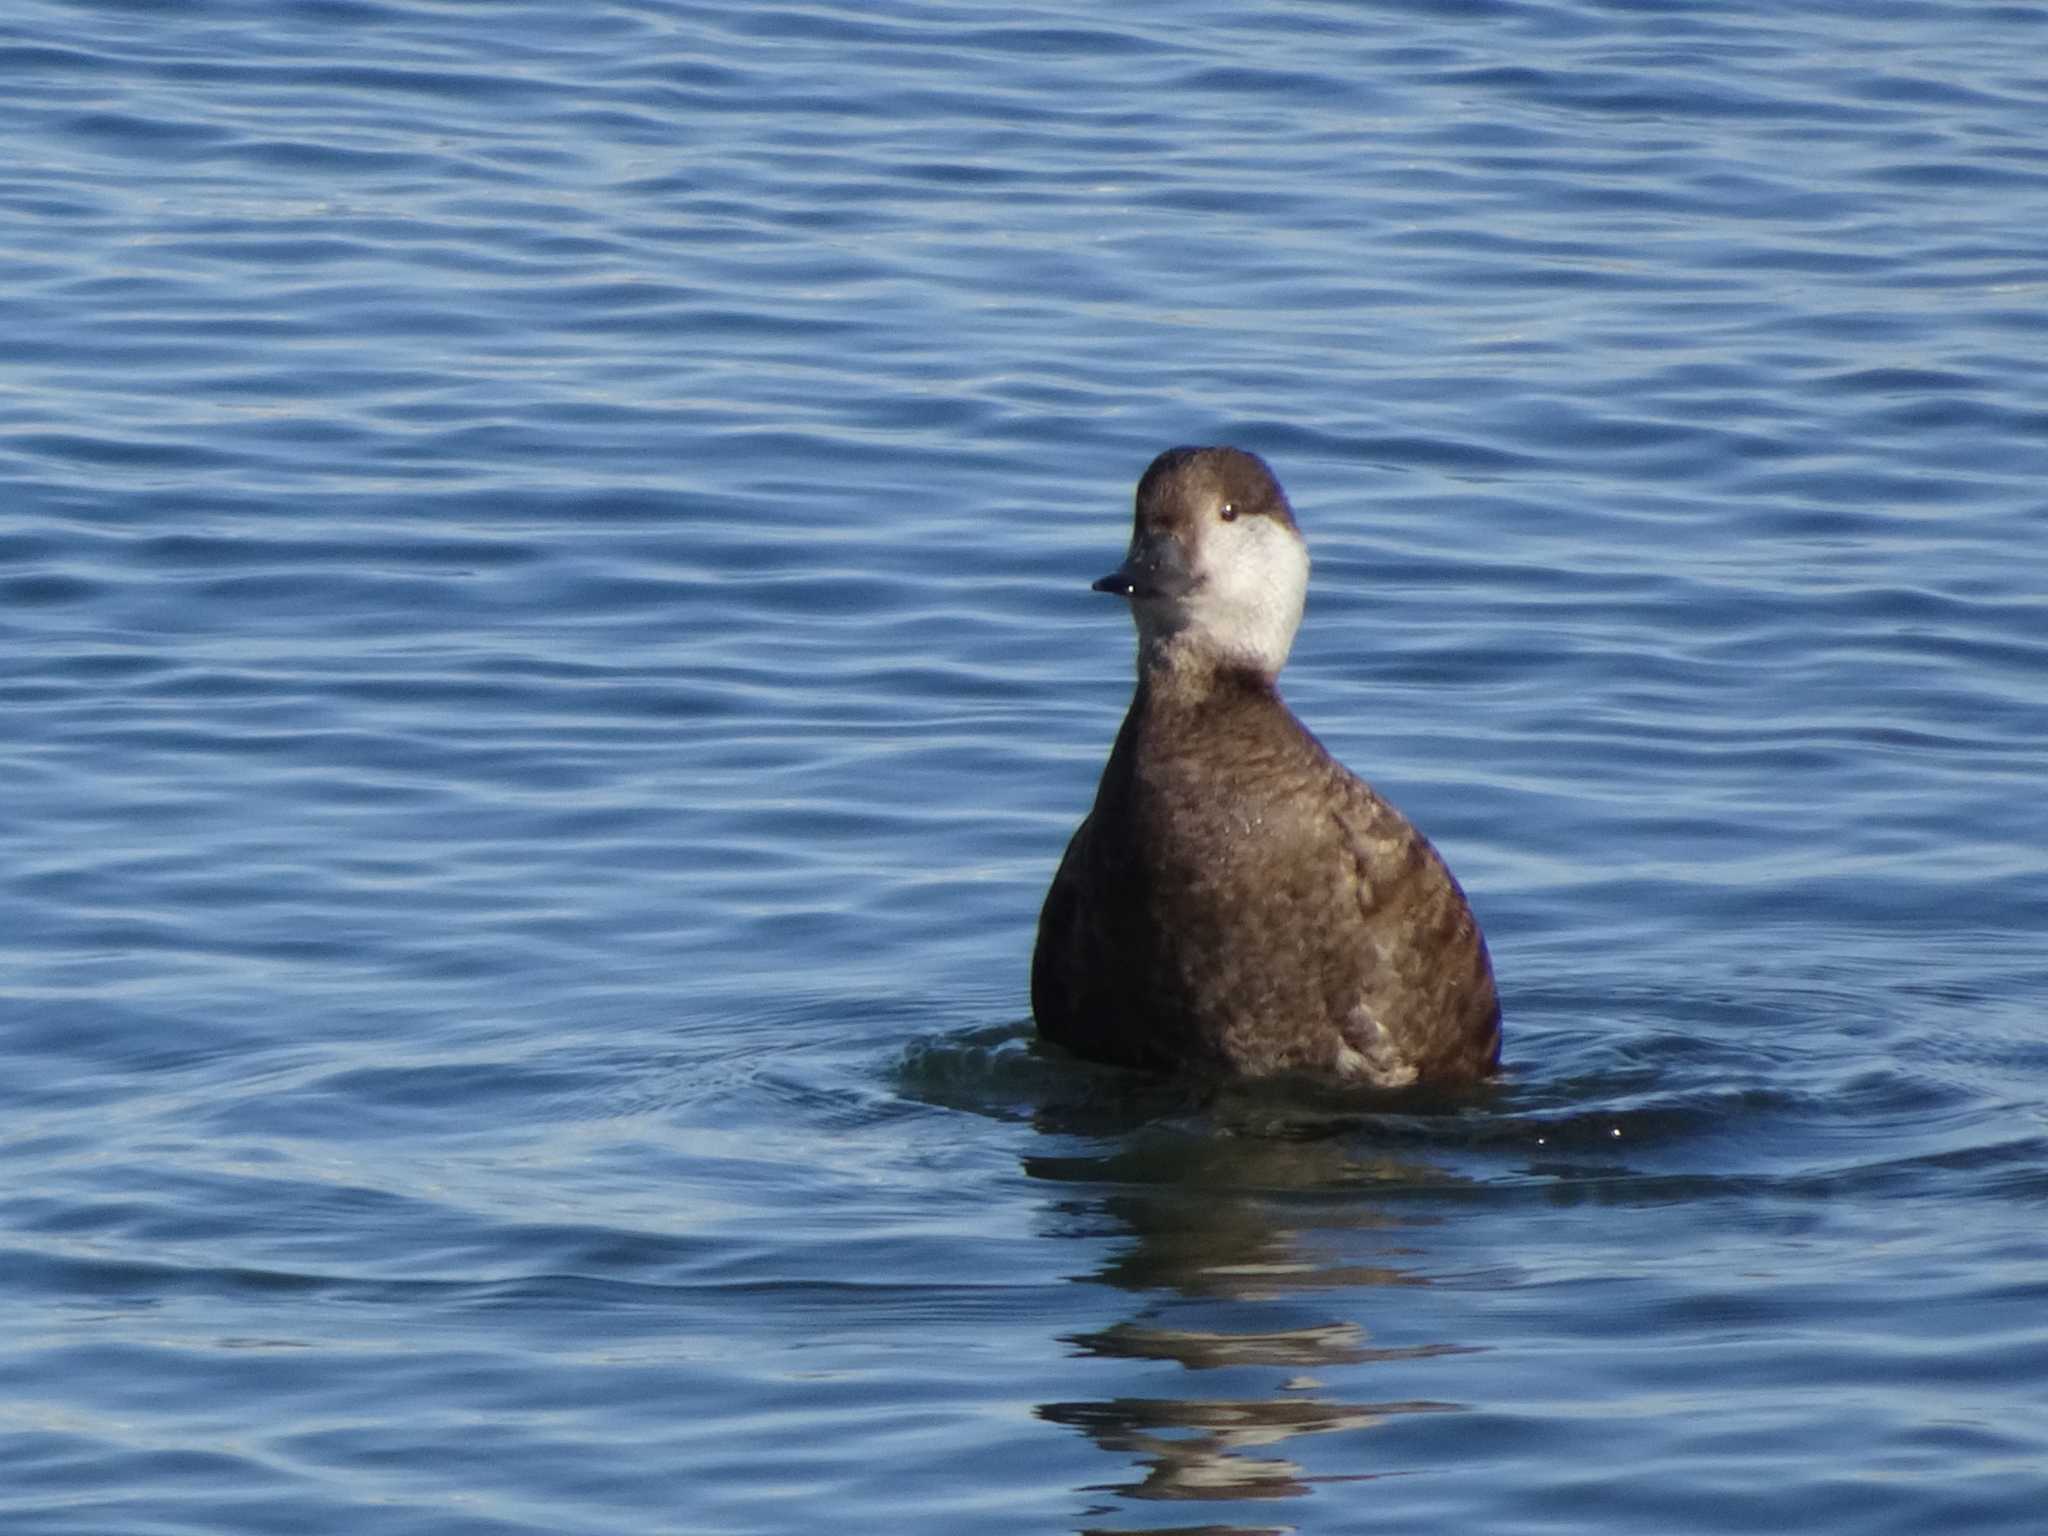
[898,1022,1499,1533]
[1032,1106,1475,1528]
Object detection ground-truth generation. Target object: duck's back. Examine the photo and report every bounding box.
[1032,670,1500,1085]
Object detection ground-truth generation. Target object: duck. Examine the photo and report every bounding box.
[1031,446,1500,1086]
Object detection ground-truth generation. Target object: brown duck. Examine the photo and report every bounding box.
[1031,447,1500,1086]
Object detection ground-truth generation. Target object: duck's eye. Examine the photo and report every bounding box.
[1219,502,1238,522]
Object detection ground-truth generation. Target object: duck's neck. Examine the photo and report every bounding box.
[1137,630,1280,705]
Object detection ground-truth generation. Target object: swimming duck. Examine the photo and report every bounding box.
[1031,447,1500,1086]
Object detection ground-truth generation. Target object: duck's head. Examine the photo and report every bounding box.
[1094,446,1310,677]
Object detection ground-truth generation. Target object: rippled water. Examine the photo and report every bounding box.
[4,2,2046,1531]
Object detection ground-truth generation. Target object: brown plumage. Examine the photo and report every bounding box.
[1031,447,1500,1086]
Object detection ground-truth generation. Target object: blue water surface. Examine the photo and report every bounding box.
[3,2,2046,1532]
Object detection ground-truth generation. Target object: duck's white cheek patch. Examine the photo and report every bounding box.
[1192,517,1309,673]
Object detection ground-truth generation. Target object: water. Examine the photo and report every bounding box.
[3,1,2046,1530]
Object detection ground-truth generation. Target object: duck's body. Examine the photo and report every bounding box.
[1031,447,1499,1087]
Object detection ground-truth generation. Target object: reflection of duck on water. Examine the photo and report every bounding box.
[1024,1111,1480,1518]
[1039,1387,1456,1504]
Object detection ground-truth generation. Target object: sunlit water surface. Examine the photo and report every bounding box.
[3,2,2045,1532]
